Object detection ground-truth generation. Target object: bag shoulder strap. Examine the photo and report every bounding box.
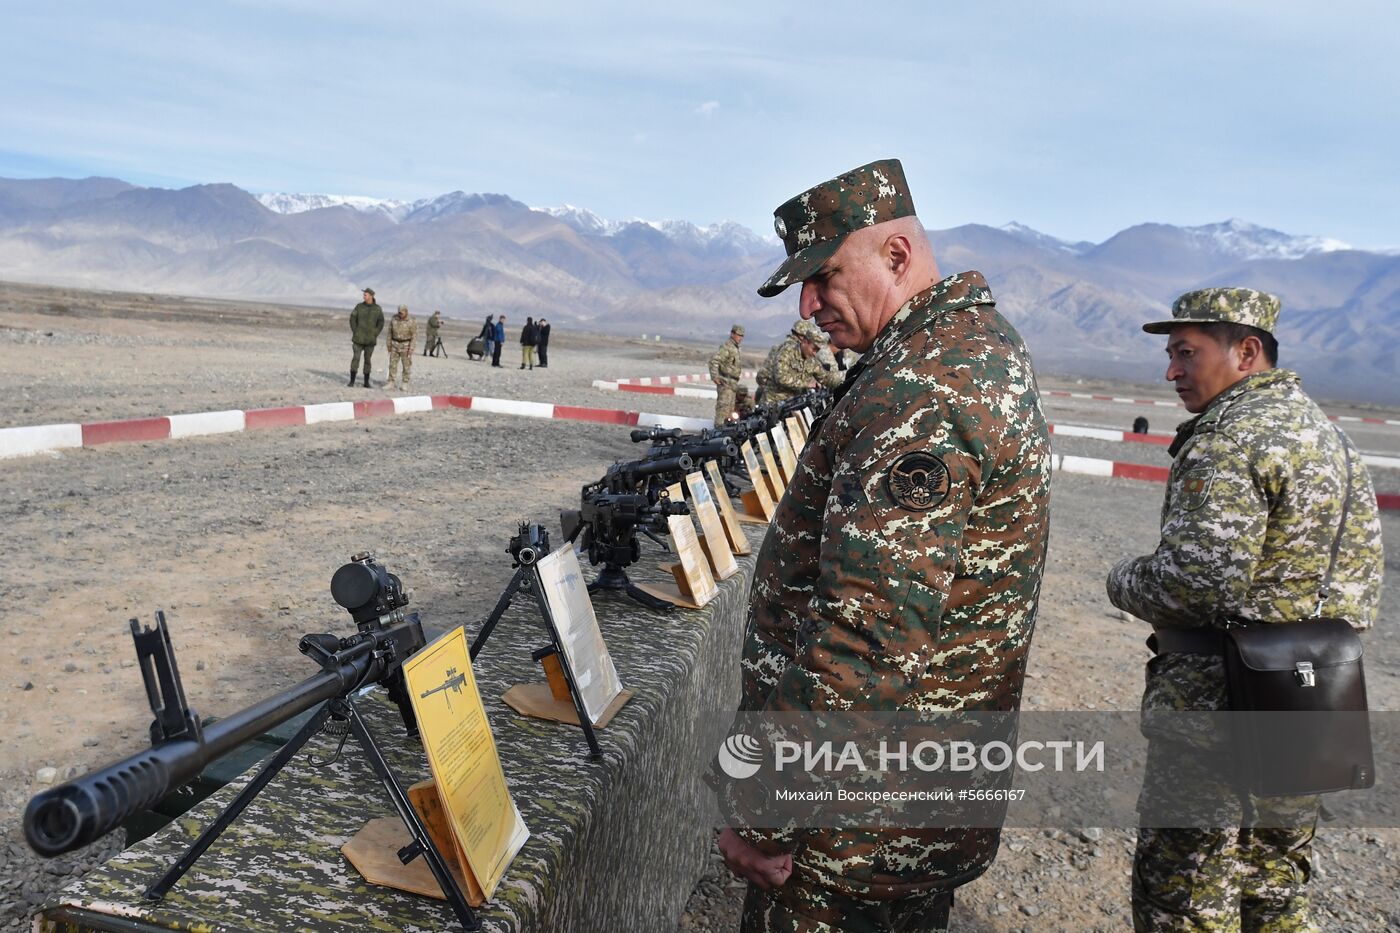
[1317,424,1356,616]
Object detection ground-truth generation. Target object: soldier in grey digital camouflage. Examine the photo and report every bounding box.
[711,324,746,424]
[349,287,384,387]
[756,320,838,406]
[386,305,416,390]
[719,158,1052,932]
[1106,287,1384,932]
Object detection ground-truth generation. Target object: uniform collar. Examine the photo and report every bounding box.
[826,272,993,411]
[864,271,994,363]
[1168,368,1299,455]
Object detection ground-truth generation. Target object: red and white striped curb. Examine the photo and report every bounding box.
[593,380,719,398]
[1051,454,1400,510]
[608,370,756,387]
[0,396,712,461]
[1045,389,1400,427]
[6,397,1397,510]
[1047,422,1400,470]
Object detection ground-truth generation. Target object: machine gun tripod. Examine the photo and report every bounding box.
[23,555,483,932]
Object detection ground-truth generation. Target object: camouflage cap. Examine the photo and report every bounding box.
[361,287,375,297]
[792,319,828,344]
[736,384,750,397]
[731,324,745,336]
[1143,287,1282,335]
[398,304,409,313]
[758,158,916,298]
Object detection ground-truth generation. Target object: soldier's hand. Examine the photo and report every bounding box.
[717,828,793,890]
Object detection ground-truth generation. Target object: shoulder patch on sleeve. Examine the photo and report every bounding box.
[886,451,951,511]
[1178,466,1216,511]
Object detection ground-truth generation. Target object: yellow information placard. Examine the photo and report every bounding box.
[685,471,740,579]
[703,460,751,554]
[403,628,528,901]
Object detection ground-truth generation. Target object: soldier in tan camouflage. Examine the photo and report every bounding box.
[719,159,1052,932]
[1107,288,1384,932]
[710,324,746,424]
[386,305,417,390]
[755,320,838,406]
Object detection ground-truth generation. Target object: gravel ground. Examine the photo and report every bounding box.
[3,283,1399,931]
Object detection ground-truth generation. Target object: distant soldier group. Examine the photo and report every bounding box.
[347,290,556,387]
[707,318,847,424]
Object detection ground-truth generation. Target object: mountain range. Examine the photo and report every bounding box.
[0,176,1396,403]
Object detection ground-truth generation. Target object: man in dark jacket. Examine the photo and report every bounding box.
[520,316,538,369]
[349,288,384,387]
[492,316,506,367]
[536,318,551,367]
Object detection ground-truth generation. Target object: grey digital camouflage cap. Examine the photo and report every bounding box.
[758,159,916,298]
[731,324,745,336]
[1143,287,1282,335]
[792,319,829,344]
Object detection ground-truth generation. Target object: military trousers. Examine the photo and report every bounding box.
[715,383,737,425]
[742,876,953,933]
[387,348,412,387]
[350,342,375,375]
[1134,734,1318,932]
[521,346,535,368]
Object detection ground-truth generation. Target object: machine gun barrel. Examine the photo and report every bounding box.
[24,633,391,857]
[675,436,738,461]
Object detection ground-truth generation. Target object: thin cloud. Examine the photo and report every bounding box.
[694,100,720,117]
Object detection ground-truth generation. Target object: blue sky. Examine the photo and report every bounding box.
[3,1,1397,248]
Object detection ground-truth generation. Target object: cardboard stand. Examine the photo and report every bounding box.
[469,557,609,759]
[501,645,632,727]
[755,434,786,500]
[636,510,720,609]
[347,626,528,917]
[684,472,740,580]
[705,460,753,553]
[737,440,777,524]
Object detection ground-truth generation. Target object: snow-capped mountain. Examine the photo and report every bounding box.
[257,192,412,221]
[1182,219,1350,261]
[998,222,1093,254]
[535,205,775,253]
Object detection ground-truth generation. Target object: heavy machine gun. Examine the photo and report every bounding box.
[561,452,694,611]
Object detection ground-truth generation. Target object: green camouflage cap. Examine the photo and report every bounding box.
[792,319,829,344]
[758,158,916,298]
[731,324,745,336]
[1143,287,1282,335]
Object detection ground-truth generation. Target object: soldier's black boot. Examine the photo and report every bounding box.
[348,371,356,386]
[362,370,370,388]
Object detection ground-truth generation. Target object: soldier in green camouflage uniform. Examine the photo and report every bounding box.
[756,320,835,406]
[720,159,1053,932]
[386,305,417,390]
[423,310,443,356]
[1106,288,1384,932]
[711,324,746,424]
[735,384,757,419]
[349,287,384,387]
